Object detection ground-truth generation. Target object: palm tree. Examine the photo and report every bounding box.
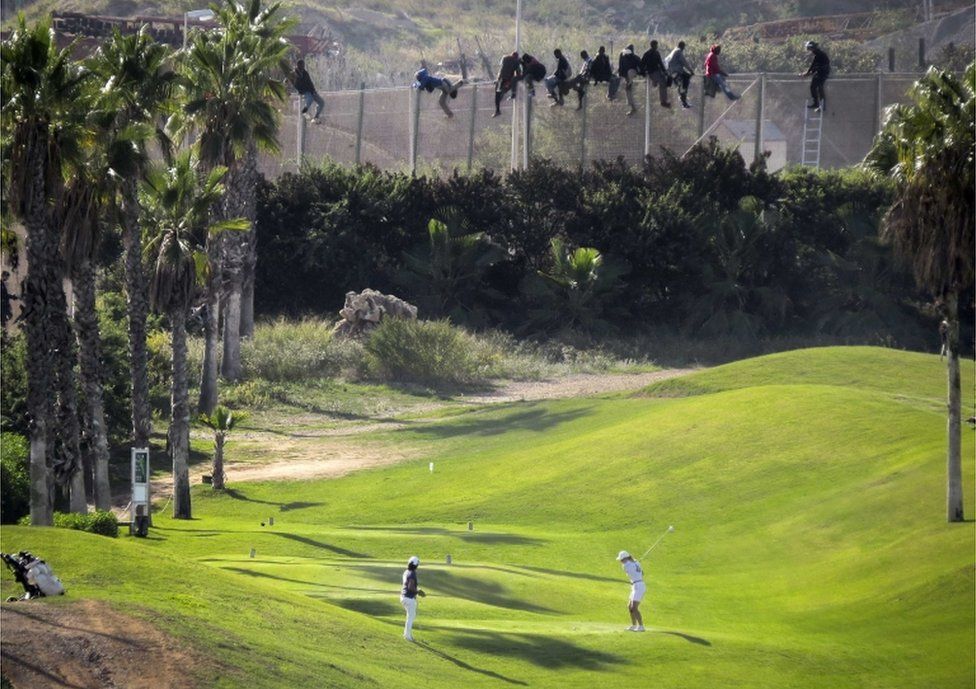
[199,405,246,490]
[88,27,177,452]
[522,238,628,335]
[141,152,248,519]
[398,212,505,325]
[2,17,91,524]
[178,0,292,393]
[865,64,975,523]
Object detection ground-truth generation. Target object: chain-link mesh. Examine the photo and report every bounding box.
[258,73,926,178]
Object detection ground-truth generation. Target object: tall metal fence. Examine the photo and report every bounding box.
[258,72,922,179]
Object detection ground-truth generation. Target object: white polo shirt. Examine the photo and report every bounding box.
[623,559,643,583]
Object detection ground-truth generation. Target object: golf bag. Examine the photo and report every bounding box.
[2,551,65,601]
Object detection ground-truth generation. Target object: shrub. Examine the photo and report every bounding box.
[241,318,364,381]
[1,433,30,524]
[364,319,498,387]
[0,334,28,436]
[19,510,120,537]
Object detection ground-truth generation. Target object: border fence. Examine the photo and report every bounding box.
[258,72,922,179]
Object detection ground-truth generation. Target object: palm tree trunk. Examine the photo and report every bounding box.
[170,307,192,519]
[198,260,221,415]
[219,146,258,380]
[241,247,255,338]
[122,177,152,449]
[73,260,112,510]
[945,292,964,522]
[221,273,243,381]
[51,298,87,514]
[212,433,225,490]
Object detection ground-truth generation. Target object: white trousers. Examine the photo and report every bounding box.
[401,596,417,639]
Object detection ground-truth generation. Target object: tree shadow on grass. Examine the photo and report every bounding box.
[346,564,556,614]
[658,630,711,646]
[448,629,625,670]
[331,598,401,617]
[403,404,593,438]
[520,565,620,584]
[417,641,528,686]
[266,531,369,558]
[223,488,324,513]
[342,525,545,547]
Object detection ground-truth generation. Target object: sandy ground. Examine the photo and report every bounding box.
[117,369,693,512]
[0,600,210,689]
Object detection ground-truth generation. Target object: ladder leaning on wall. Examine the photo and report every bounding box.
[801,103,824,169]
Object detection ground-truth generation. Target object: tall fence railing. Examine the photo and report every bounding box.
[257,72,922,179]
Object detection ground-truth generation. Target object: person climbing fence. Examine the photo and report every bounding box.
[704,44,739,101]
[494,51,522,117]
[413,63,463,118]
[666,41,694,109]
[640,40,671,108]
[618,44,641,115]
[800,41,830,112]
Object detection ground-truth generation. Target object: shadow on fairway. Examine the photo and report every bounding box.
[344,525,545,546]
[267,532,369,558]
[404,404,592,438]
[520,565,620,584]
[332,598,401,616]
[347,564,556,614]
[418,642,528,686]
[448,629,625,670]
[224,488,325,513]
[658,630,712,646]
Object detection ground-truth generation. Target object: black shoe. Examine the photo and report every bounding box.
[301,106,309,114]
[806,101,819,109]
[492,111,501,117]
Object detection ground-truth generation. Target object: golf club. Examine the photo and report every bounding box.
[640,525,675,559]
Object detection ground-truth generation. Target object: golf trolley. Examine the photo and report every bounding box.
[2,551,65,601]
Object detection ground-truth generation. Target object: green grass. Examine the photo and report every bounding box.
[2,346,973,688]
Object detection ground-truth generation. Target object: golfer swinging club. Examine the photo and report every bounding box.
[400,556,426,642]
[616,550,645,631]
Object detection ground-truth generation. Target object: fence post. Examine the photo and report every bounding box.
[522,84,531,170]
[753,72,765,166]
[918,38,926,70]
[888,47,896,72]
[643,77,652,159]
[354,81,365,165]
[697,76,706,139]
[296,95,305,168]
[410,87,420,174]
[467,84,478,172]
[579,89,588,175]
[874,72,884,133]
[510,83,519,171]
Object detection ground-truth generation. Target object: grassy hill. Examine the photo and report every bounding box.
[2,346,973,687]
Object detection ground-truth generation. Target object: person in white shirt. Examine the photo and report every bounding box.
[616,550,645,631]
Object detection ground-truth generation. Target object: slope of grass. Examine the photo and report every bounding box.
[2,346,973,688]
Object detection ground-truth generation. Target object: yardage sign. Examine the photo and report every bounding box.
[131,447,149,504]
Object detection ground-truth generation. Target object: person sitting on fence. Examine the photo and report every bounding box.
[413,63,462,119]
[639,40,672,108]
[512,53,547,98]
[800,41,830,112]
[590,46,619,101]
[704,44,739,101]
[568,50,594,110]
[544,49,573,106]
[665,41,694,109]
[494,51,522,117]
[618,44,642,115]
[292,59,324,122]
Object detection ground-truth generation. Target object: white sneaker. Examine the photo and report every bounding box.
[635,626,645,632]
[404,635,415,642]
[626,625,636,631]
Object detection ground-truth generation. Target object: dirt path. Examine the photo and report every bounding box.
[123,368,693,511]
[0,600,210,689]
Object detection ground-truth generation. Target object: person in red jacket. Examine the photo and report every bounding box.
[703,44,739,101]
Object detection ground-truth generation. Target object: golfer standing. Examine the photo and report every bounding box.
[400,556,426,641]
[616,551,645,631]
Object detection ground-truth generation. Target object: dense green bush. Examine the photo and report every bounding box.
[1,433,30,524]
[255,142,935,348]
[0,334,28,436]
[241,318,363,381]
[364,319,498,387]
[20,510,120,537]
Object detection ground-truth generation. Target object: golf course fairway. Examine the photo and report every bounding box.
[2,347,973,688]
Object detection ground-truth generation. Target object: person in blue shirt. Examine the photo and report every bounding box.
[400,555,426,641]
[413,63,462,118]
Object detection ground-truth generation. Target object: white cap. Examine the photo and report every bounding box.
[407,556,420,566]
[616,550,630,561]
